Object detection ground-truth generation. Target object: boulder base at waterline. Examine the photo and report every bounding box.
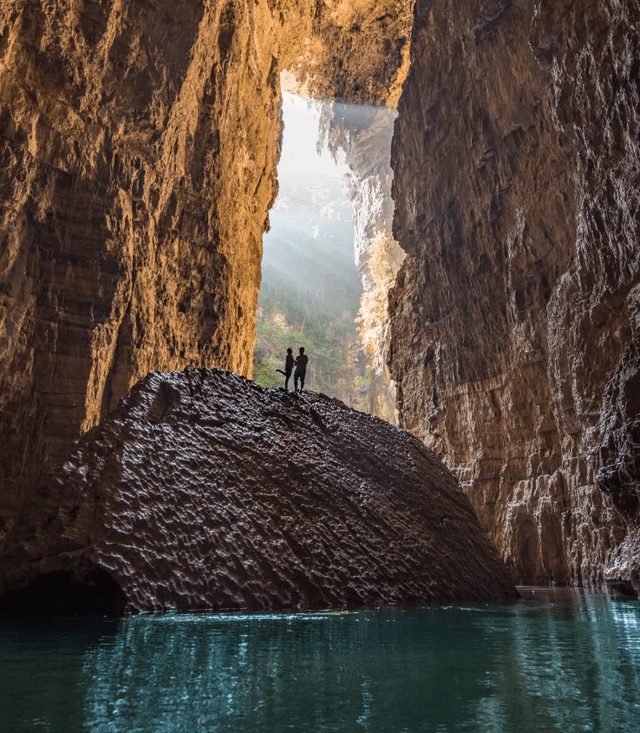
[0,369,517,613]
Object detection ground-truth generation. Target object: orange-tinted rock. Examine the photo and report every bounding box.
[0,369,517,613]
[0,0,282,512]
[389,0,640,592]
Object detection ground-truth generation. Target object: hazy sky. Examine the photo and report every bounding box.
[262,93,358,300]
[277,93,348,179]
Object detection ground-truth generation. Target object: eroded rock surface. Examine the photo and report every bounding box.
[0,369,517,613]
[389,0,640,592]
[0,0,283,512]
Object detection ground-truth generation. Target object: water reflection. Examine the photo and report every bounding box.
[0,616,120,733]
[1,589,639,732]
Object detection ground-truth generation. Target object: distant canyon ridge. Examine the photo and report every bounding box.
[0,0,638,597]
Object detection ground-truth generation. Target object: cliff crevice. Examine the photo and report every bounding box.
[0,0,414,511]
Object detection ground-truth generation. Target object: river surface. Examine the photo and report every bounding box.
[1,588,639,733]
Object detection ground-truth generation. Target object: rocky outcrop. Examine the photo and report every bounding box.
[0,369,517,613]
[0,0,414,515]
[5,0,637,599]
[284,0,414,106]
[389,0,640,590]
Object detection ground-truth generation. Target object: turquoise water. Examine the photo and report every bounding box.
[1,588,639,733]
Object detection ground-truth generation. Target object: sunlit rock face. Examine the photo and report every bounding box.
[0,369,517,613]
[319,102,405,424]
[0,0,414,515]
[0,0,281,512]
[389,0,640,593]
[285,0,414,106]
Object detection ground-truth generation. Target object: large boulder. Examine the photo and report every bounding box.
[0,369,517,614]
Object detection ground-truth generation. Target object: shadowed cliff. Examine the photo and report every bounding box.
[0,368,517,614]
[389,0,640,594]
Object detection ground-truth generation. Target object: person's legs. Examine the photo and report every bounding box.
[294,372,299,392]
[285,369,292,391]
[300,371,305,391]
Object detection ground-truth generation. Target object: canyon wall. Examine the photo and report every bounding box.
[389,0,640,591]
[5,0,637,595]
[0,0,413,514]
[344,107,405,425]
[0,0,285,511]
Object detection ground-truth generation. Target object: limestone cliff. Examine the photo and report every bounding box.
[0,0,414,516]
[5,0,637,599]
[284,0,414,106]
[389,0,640,592]
[0,369,517,613]
[0,0,283,514]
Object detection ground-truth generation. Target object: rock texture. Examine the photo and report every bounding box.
[0,369,517,613]
[389,0,640,592]
[6,0,638,601]
[0,0,414,516]
[284,0,414,106]
[0,0,282,513]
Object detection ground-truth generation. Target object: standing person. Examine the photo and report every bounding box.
[294,347,309,393]
[276,348,295,390]
[284,348,294,391]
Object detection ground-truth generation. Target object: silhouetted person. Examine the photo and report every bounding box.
[294,347,308,392]
[283,348,294,390]
[276,348,295,390]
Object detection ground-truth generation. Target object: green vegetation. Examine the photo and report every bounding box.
[253,167,368,408]
[252,356,281,388]
[253,268,367,408]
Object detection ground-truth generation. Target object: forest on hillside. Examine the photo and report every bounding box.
[253,179,369,408]
[254,273,368,408]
